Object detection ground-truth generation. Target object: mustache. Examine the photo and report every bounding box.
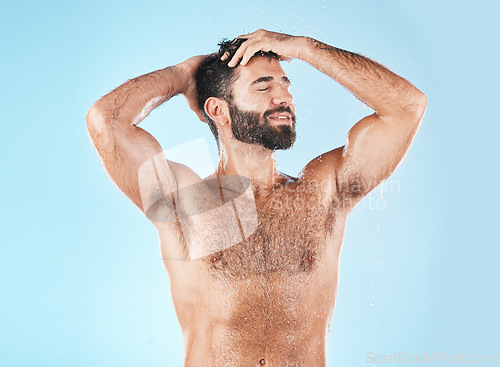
[263,106,296,122]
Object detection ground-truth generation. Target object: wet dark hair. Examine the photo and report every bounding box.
[195,38,279,140]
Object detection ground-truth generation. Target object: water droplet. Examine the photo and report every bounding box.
[370,302,375,307]
[373,261,378,266]
[377,225,381,229]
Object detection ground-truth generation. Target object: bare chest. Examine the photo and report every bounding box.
[201,184,337,280]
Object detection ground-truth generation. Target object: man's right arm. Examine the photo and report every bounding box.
[86,56,205,213]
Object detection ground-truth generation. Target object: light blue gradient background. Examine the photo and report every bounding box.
[1,0,498,366]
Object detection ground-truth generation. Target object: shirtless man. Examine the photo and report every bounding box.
[86,29,426,366]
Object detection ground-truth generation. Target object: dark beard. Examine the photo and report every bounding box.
[228,103,296,151]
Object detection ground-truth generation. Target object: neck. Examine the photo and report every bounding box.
[218,139,278,188]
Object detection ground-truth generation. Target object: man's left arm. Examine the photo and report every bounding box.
[226,29,427,207]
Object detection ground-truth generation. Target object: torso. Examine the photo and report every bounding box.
[154,175,349,367]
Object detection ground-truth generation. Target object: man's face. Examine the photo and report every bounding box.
[228,56,296,151]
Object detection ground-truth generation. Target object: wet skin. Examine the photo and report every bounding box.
[154,175,348,367]
[149,57,348,366]
[86,30,426,367]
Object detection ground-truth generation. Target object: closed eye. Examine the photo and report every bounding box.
[257,87,269,91]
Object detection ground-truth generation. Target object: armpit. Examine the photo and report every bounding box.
[336,172,369,208]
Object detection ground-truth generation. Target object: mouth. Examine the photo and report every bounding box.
[267,112,294,125]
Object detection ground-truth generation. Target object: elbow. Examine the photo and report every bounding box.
[415,90,427,118]
[86,102,109,127]
[409,89,427,122]
[383,90,427,125]
[86,104,108,138]
[395,89,427,124]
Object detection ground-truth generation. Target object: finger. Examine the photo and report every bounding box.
[227,55,239,68]
[227,44,248,67]
[240,45,261,66]
[225,33,260,66]
[227,38,251,67]
[229,38,261,67]
[240,41,270,66]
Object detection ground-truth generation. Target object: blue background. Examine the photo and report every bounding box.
[1,0,499,365]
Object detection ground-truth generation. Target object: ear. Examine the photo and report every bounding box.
[204,97,229,127]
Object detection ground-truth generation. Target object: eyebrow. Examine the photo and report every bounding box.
[251,76,291,85]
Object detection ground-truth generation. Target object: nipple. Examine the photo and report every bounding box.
[301,250,314,271]
[305,250,313,262]
[209,252,226,270]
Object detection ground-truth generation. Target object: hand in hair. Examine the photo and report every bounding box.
[221,29,299,67]
[177,54,211,122]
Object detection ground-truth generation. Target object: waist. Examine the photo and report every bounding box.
[184,320,327,367]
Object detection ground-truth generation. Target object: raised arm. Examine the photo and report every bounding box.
[86,56,206,212]
[225,30,427,208]
[298,37,426,206]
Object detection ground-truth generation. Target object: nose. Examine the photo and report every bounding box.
[271,85,293,108]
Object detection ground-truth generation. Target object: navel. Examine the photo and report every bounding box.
[258,357,266,366]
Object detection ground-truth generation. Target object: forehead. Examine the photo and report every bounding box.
[234,56,287,85]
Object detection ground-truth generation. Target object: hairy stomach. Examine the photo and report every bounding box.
[182,272,334,367]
